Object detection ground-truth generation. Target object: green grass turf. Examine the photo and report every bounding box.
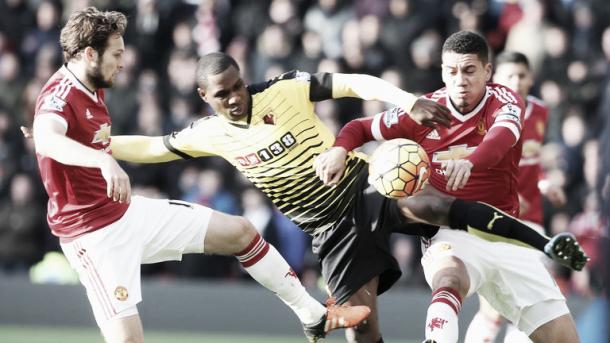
[0,324,420,343]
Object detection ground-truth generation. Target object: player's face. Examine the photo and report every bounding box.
[442,52,491,113]
[199,65,249,121]
[87,35,125,89]
[493,62,533,99]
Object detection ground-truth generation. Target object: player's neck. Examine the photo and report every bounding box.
[65,61,97,93]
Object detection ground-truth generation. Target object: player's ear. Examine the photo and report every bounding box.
[197,87,207,101]
[484,62,492,82]
[83,47,98,63]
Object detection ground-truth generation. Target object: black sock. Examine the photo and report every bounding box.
[448,199,549,252]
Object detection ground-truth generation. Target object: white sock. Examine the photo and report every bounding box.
[464,312,502,343]
[235,233,326,324]
[424,287,462,343]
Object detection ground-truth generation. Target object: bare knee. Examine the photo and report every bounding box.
[101,315,144,343]
[225,216,257,253]
[430,258,470,298]
[204,213,257,254]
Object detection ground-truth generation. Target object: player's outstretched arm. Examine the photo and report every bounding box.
[331,73,452,129]
[111,135,182,163]
[22,126,183,164]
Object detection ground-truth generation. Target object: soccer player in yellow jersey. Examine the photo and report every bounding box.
[101,53,586,343]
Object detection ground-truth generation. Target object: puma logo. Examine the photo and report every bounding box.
[487,212,504,230]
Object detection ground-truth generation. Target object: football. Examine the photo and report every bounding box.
[368,138,430,199]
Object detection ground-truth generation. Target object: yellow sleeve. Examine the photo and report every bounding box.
[111,135,181,163]
[331,73,419,112]
[164,119,217,158]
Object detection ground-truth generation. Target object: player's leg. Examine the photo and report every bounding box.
[59,202,149,343]
[464,294,504,343]
[99,313,143,343]
[204,211,328,323]
[343,277,382,343]
[423,255,469,343]
[398,186,588,270]
[203,210,370,341]
[528,313,579,343]
[518,300,579,343]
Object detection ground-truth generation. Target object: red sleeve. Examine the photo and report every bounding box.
[333,107,415,151]
[465,126,515,171]
[333,117,375,151]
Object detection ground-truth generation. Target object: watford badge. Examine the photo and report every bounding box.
[263,113,275,125]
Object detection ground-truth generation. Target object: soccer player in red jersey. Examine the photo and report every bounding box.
[464,51,567,343]
[316,31,581,343]
[31,7,369,343]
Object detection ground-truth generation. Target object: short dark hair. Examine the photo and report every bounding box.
[196,52,240,88]
[495,51,530,70]
[442,31,490,64]
[60,7,127,61]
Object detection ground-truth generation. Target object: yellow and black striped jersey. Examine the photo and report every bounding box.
[165,71,367,235]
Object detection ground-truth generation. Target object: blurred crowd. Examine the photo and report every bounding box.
[0,0,608,305]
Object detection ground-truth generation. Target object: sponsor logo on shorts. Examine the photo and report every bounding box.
[114,286,129,301]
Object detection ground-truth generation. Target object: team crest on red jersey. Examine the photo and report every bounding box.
[476,120,487,135]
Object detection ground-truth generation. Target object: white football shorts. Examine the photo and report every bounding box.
[421,228,568,335]
[61,195,213,326]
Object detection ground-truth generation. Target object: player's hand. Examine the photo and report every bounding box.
[97,153,131,203]
[409,98,452,129]
[442,159,473,191]
[21,126,33,139]
[313,147,348,187]
[544,183,566,207]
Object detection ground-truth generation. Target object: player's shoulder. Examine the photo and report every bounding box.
[526,95,547,110]
[487,83,521,105]
[37,69,76,113]
[191,114,220,127]
[248,70,311,95]
[423,87,447,103]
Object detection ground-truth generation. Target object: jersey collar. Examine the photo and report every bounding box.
[445,86,490,122]
[61,64,99,103]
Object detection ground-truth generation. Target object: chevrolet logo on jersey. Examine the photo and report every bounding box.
[432,144,476,163]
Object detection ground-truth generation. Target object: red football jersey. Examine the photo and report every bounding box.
[368,84,525,215]
[517,95,548,224]
[34,65,129,241]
